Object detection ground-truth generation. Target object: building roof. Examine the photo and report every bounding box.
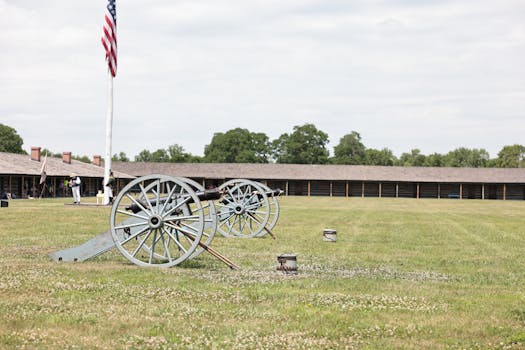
[0,152,134,179]
[3,149,523,184]
[112,162,525,184]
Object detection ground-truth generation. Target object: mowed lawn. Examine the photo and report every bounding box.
[1,196,524,349]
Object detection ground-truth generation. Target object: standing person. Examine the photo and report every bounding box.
[69,173,81,204]
[105,170,115,204]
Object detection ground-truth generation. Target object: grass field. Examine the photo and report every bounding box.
[1,196,525,349]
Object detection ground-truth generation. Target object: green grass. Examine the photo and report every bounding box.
[1,197,525,349]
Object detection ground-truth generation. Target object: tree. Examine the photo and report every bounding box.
[398,149,426,166]
[167,144,202,163]
[270,134,290,163]
[364,148,396,166]
[41,149,62,158]
[332,131,366,165]
[272,123,329,164]
[134,145,201,163]
[495,144,525,168]
[443,148,489,168]
[204,128,270,163]
[167,144,189,162]
[112,152,129,162]
[135,150,152,162]
[73,155,91,164]
[424,153,445,167]
[0,123,25,154]
[150,149,170,162]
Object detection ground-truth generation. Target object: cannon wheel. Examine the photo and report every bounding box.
[175,177,217,259]
[216,179,270,238]
[255,182,280,237]
[133,176,217,261]
[110,174,205,267]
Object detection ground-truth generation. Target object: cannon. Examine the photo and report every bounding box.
[49,174,282,268]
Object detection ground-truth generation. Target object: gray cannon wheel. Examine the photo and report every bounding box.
[133,176,216,261]
[175,177,217,259]
[216,179,270,238]
[110,174,205,267]
[255,182,280,237]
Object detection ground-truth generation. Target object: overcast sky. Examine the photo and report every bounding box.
[1,0,524,159]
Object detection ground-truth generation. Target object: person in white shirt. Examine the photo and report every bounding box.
[69,173,81,204]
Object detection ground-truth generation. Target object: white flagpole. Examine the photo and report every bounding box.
[103,69,113,205]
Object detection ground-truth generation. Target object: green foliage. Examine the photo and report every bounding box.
[397,148,490,168]
[399,149,426,166]
[39,148,91,163]
[332,132,395,166]
[364,148,396,166]
[112,152,129,162]
[151,149,170,162]
[134,144,200,163]
[272,123,329,164]
[167,144,188,162]
[496,144,525,168]
[41,148,62,158]
[424,153,445,167]
[72,155,91,164]
[17,121,519,168]
[332,131,366,165]
[0,123,25,154]
[134,149,152,162]
[204,128,270,163]
[443,147,490,168]
[4,116,525,168]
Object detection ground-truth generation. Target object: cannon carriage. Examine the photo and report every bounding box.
[50,174,282,269]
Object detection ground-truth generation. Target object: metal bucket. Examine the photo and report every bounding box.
[323,229,337,242]
[277,254,297,275]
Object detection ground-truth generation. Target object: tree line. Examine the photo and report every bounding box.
[2,122,524,168]
[127,124,525,168]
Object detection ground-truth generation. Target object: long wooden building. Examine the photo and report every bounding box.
[2,149,525,200]
[112,162,525,200]
[0,149,133,199]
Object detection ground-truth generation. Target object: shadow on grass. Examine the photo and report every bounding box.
[177,259,212,269]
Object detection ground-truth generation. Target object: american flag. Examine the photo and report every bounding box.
[101,0,117,77]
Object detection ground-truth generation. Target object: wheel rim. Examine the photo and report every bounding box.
[255,182,280,236]
[110,174,204,267]
[216,179,270,238]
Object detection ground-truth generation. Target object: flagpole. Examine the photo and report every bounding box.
[103,68,113,205]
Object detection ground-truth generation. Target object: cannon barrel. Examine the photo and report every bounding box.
[266,188,283,197]
[216,188,284,204]
[220,188,283,204]
[125,189,222,214]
